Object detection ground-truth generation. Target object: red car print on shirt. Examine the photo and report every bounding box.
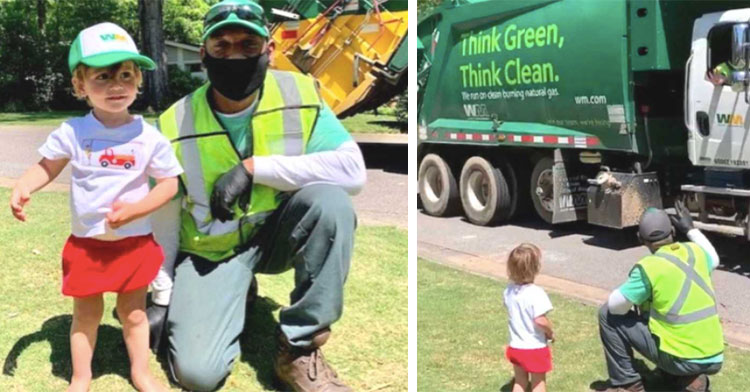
[99,148,136,169]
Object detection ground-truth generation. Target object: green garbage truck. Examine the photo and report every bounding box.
[417,0,750,238]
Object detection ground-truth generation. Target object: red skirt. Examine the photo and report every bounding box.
[505,346,553,373]
[61,234,163,298]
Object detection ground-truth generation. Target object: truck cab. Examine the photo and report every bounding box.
[683,9,750,237]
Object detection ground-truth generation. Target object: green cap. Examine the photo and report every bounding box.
[202,0,269,42]
[68,22,156,73]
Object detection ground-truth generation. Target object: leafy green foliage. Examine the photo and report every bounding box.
[0,0,217,112]
[166,65,205,105]
[0,0,139,111]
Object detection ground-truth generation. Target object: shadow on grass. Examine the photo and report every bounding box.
[496,359,678,391]
[239,295,284,390]
[369,120,407,133]
[588,358,680,391]
[2,314,131,384]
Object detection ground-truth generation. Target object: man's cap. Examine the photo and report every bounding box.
[638,208,672,242]
[68,22,156,73]
[202,0,269,42]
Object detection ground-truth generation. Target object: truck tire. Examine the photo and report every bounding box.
[459,156,512,225]
[419,153,460,216]
[100,161,108,168]
[530,157,554,224]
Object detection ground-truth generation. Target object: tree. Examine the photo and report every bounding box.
[139,0,169,111]
[163,0,212,45]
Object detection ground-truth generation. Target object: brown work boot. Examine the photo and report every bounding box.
[677,374,710,392]
[274,328,352,392]
[593,380,645,392]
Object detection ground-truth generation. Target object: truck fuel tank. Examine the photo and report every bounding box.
[587,171,662,229]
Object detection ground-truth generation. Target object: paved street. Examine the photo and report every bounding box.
[418,209,750,342]
[0,125,407,228]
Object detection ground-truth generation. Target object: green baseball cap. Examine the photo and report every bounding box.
[68,22,156,73]
[202,0,269,42]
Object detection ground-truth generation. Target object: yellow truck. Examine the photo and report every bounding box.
[264,0,408,117]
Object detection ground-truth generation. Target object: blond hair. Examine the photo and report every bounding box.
[71,61,143,103]
[507,243,541,284]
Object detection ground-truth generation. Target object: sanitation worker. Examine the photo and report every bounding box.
[145,1,366,391]
[597,203,723,392]
[707,61,733,86]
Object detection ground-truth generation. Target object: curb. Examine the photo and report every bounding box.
[418,240,750,350]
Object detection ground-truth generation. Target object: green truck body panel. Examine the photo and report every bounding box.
[418,0,746,162]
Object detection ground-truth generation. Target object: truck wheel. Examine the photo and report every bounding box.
[530,157,554,224]
[418,153,460,216]
[100,161,108,168]
[459,156,511,225]
[124,162,132,169]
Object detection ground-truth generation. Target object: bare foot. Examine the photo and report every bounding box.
[132,370,169,392]
[67,376,91,392]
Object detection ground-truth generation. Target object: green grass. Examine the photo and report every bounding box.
[0,188,407,391]
[340,113,405,134]
[0,111,406,134]
[418,259,750,392]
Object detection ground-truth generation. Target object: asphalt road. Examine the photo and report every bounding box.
[0,125,407,228]
[418,210,750,328]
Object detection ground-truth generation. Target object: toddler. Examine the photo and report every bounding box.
[503,243,554,392]
[9,22,182,392]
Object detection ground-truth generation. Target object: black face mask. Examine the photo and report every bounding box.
[202,52,269,101]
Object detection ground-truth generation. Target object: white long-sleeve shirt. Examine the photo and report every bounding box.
[150,140,366,305]
[607,229,719,315]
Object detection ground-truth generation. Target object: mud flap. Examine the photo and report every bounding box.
[552,149,591,224]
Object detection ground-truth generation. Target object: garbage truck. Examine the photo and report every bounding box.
[417,0,750,239]
[263,0,408,117]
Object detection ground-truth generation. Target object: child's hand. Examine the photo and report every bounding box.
[9,186,31,222]
[107,200,140,229]
[545,330,555,343]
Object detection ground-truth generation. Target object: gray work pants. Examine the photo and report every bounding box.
[598,305,722,387]
[166,184,356,391]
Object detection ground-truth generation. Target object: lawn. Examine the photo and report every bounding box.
[0,188,407,391]
[418,259,750,392]
[340,113,405,134]
[0,111,406,134]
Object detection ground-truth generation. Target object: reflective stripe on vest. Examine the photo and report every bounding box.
[639,242,724,359]
[649,245,718,324]
[160,70,321,261]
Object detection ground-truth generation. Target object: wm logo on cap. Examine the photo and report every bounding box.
[100,33,128,42]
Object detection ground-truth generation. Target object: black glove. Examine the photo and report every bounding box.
[146,304,168,353]
[210,163,253,222]
[670,200,694,234]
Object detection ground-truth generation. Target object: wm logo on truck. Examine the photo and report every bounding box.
[464,104,489,118]
[716,113,744,126]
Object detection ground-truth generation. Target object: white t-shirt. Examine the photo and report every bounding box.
[503,283,554,349]
[39,112,183,240]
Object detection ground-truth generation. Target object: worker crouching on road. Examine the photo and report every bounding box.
[145,1,367,391]
[596,202,723,392]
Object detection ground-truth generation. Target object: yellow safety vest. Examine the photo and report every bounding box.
[160,70,321,261]
[638,242,724,359]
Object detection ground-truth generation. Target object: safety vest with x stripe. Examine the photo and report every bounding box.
[159,70,322,262]
[638,242,724,359]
